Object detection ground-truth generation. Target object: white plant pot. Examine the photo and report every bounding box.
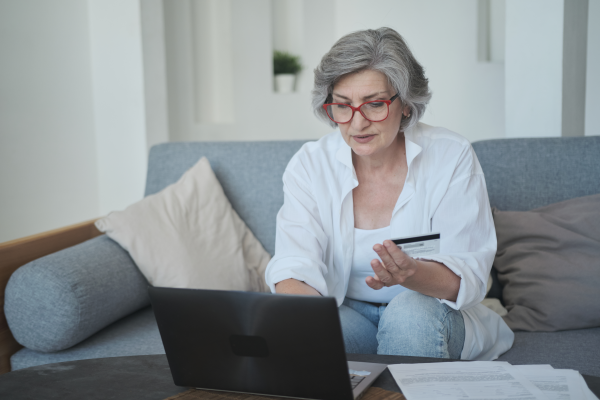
[274,74,296,93]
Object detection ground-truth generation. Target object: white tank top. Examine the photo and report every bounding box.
[345,226,410,303]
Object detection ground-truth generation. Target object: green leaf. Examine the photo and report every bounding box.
[273,50,302,75]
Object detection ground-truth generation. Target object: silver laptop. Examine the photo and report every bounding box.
[149,287,387,400]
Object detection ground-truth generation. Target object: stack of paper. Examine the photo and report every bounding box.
[387,361,598,400]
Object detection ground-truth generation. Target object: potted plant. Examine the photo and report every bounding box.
[273,51,302,93]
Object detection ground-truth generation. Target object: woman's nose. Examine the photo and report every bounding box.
[350,109,370,130]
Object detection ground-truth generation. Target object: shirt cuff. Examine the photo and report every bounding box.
[416,255,485,310]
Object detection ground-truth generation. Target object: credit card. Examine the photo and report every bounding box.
[391,233,440,257]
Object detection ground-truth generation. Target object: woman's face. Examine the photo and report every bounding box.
[332,70,407,158]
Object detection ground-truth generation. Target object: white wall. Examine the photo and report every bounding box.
[164,0,332,142]
[334,0,506,143]
[88,0,149,216]
[272,0,305,57]
[586,0,600,136]
[0,0,99,242]
[505,0,592,138]
[141,0,171,149]
[505,0,564,138]
[2,0,596,242]
[165,0,505,144]
[0,0,164,242]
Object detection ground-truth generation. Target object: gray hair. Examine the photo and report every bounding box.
[312,27,431,131]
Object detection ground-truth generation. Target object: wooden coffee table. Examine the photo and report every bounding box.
[0,354,598,399]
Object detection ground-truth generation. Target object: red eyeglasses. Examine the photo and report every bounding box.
[322,94,399,124]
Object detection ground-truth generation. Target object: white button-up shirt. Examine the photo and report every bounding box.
[265,122,514,361]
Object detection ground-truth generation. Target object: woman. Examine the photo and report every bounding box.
[265,28,513,360]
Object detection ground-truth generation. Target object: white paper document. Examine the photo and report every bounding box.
[514,365,555,371]
[388,361,547,400]
[579,374,600,400]
[514,365,599,400]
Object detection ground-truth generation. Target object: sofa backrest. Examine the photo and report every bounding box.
[472,136,600,211]
[146,136,600,255]
[146,141,308,256]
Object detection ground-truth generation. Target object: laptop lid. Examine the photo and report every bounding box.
[149,287,356,400]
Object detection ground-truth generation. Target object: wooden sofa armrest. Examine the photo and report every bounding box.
[0,219,103,374]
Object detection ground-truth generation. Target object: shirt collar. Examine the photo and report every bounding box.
[335,134,355,174]
[335,124,423,172]
[404,124,423,168]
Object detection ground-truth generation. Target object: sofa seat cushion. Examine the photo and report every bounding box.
[10,307,164,371]
[11,307,600,378]
[5,235,150,353]
[497,328,600,377]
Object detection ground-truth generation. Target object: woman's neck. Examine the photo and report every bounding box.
[352,132,407,177]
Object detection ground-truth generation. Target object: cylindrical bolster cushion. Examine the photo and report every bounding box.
[4,235,150,352]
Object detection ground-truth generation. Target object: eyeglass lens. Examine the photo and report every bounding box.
[326,101,389,123]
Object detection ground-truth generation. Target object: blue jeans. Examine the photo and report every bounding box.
[339,291,465,359]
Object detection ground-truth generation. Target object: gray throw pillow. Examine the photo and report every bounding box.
[492,193,600,332]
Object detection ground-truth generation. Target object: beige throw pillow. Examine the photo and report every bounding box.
[95,157,270,292]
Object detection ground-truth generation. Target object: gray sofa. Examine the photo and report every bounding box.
[4,137,600,376]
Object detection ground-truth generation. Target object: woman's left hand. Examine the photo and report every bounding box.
[365,240,418,289]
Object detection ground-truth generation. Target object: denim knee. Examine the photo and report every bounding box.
[376,291,465,359]
[338,305,378,354]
